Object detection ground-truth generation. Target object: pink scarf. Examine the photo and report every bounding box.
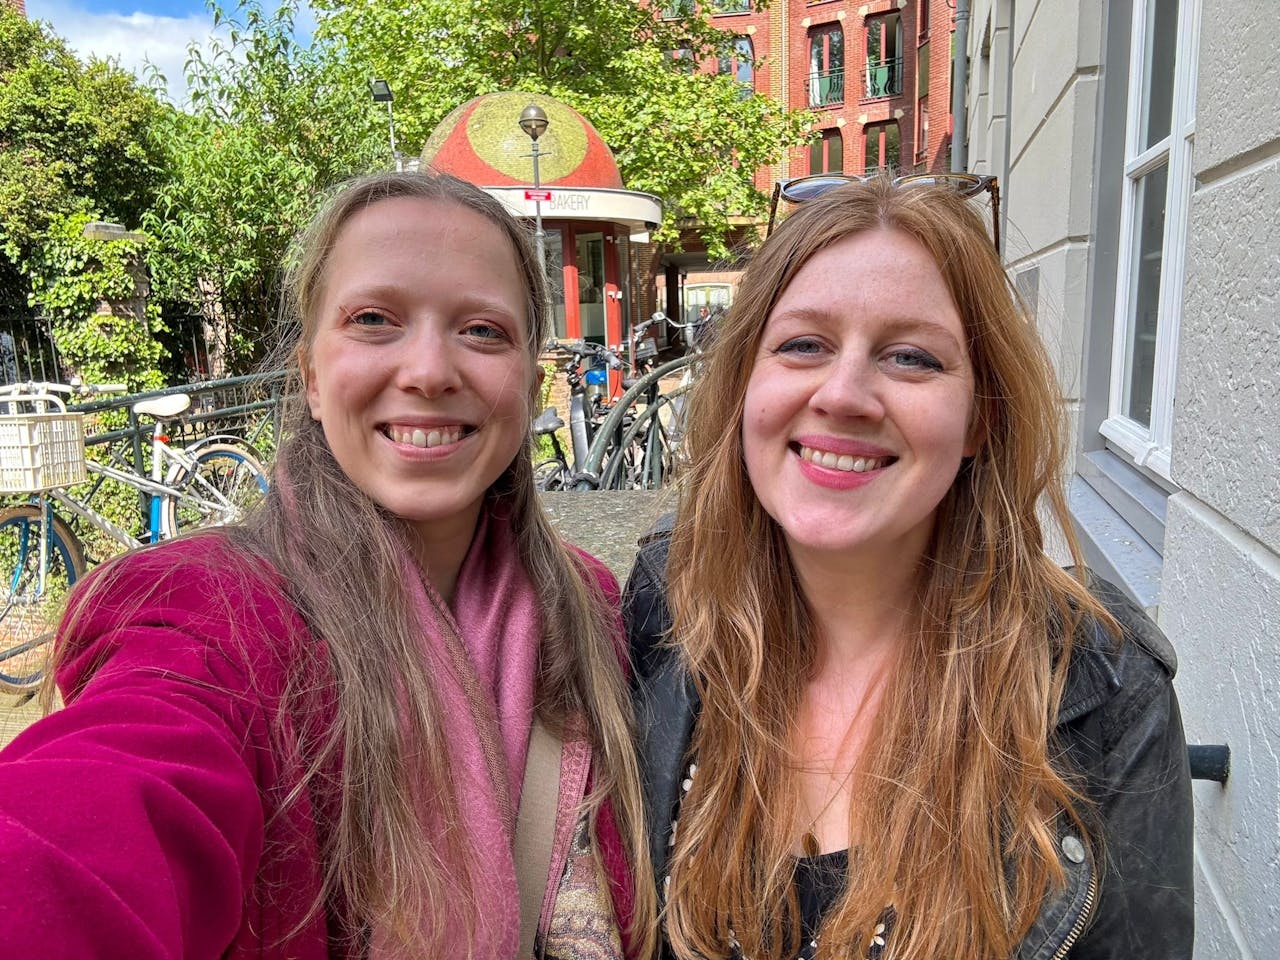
[384,507,543,957]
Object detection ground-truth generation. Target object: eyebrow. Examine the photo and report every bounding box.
[768,307,965,349]
[334,286,522,322]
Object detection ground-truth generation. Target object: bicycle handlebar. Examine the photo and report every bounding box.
[546,339,627,369]
[0,379,127,399]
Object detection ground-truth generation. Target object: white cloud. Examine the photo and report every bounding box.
[27,0,221,106]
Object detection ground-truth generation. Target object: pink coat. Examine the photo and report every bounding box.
[0,534,635,958]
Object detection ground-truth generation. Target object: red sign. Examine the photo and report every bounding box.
[524,189,552,202]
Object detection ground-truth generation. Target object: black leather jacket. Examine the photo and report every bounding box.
[623,526,1194,959]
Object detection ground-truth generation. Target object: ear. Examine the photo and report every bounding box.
[299,345,321,422]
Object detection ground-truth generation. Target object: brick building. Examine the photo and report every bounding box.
[658,0,954,323]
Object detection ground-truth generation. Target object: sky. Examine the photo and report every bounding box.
[26,0,315,106]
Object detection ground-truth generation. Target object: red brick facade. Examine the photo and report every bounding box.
[700,0,953,191]
[5,0,26,15]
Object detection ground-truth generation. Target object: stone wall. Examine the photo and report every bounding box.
[970,0,1280,953]
[1160,2,1280,953]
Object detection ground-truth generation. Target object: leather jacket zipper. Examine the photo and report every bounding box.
[1049,870,1098,960]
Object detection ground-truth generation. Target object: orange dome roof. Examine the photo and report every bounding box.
[420,92,624,190]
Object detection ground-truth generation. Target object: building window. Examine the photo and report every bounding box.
[672,42,695,72]
[919,0,930,38]
[718,36,755,94]
[916,37,930,162]
[661,0,694,18]
[864,121,900,172]
[915,98,929,160]
[711,0,750,13]
[808,24,845,106]
[1101,0,1198,478]
[810,128,844,174]
[865,13,903,98]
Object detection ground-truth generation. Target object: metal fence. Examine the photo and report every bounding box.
[2,372,289,559]
[71,371,288,479]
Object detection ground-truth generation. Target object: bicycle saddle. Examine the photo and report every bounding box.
[132,393,192,419]
[533,407,564,434]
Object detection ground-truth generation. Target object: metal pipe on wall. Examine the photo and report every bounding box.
[950,0,971,172]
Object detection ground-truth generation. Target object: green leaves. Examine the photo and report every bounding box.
[0,7,168,321]
[23,212,168,391]
[143,0,384,373]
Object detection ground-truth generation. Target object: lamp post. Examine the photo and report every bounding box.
[518,103,550,271]
[369,79,403,172]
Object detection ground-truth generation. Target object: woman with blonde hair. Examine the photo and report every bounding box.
[626,176,1192,959]
[0,171,653,959]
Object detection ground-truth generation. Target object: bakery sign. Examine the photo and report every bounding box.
[487,186,664,239]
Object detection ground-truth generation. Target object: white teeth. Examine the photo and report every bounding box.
[797,444,890,473]
[389,426,463,448]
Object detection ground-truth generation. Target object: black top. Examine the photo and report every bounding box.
[793,848,849,958]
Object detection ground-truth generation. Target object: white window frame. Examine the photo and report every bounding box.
[1101,0,1200,480]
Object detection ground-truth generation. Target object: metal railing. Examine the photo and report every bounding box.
[70,372,288,479]
[0,373,289,557]
[864,56,903,98]
[808,68,846,107]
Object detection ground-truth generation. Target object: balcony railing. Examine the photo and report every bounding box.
[808,68,846,107]
[864,56,903,98]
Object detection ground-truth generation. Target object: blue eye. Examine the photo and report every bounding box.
[775,337,825,356]
[463,322,507,340]
[349,310,390,327]
[888,349,944,372]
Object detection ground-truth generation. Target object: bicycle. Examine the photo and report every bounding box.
[0,380,269,693]
[533,340,627,491]
[576,309,714,491]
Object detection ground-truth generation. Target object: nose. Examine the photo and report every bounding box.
[808,354,886,421]
[395,325,462,398]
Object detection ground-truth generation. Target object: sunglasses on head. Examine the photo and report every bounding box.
[767,172,1002,252]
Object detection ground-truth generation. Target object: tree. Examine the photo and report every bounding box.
[0,7,169,345]
[24,213,167,391]
[313,0,810,258]
[144,0,384,374]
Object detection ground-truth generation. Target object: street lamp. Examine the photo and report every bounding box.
[369,79,403,171]
[519,103,550,271]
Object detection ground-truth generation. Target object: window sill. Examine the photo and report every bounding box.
[1068,455,1170,616]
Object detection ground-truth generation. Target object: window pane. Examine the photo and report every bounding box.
[545,231,566,339]
[809,27,845,106]
[829,130,843,172]
[736,37,754,86]
[918,40,930,97]
[885,122,900,168]
[1139,0,1179,150]
[865,15,903,98]
[1123,163,1168,426]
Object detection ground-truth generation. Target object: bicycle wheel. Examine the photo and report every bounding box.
[534,457,569,492]
[160,443,269,538]
[0,504,86,693]
[599,386,690,490]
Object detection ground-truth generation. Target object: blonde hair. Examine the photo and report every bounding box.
[663,177,1115,960]
[53,171,653,957]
